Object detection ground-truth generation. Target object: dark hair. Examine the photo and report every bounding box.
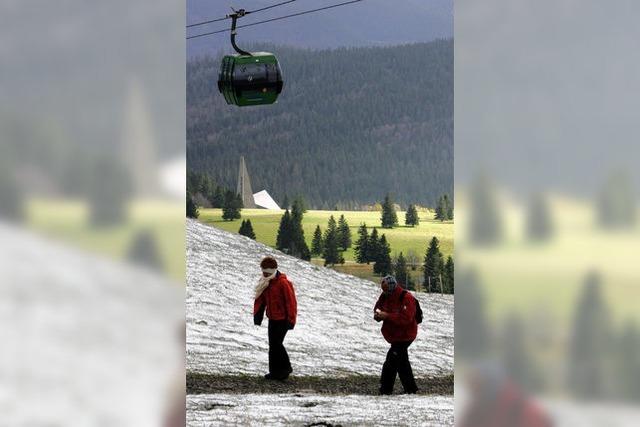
[260,256,278,269]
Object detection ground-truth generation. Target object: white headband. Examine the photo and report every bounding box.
[262,268,276,274]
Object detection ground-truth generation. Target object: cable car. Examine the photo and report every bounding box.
[216,10,284,107]
[217,52,283,106]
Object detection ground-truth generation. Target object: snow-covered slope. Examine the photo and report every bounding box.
[186,219,453,377]
[0,223,183,426]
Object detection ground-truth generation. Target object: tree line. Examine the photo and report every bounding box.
[186,170,242,220]
[352,224,454,294]
[275,198,311,260]
[380,193,453,227]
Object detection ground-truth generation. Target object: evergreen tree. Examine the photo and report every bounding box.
[127,229,163,271]
[423,236,443,293]
[337,215,352,251]
[469,173,503,245]
[222,190,242,220]
[276,210,293,252]
[212,186,225,208]
[614,322,640,401]
[289,199,310,260]
[405,204,420,227]
[381,194,398,228]
[568,271,612,399]
[291,198,304,223]
[186,192,199,219]
[502,312,541,392]
[597,170,637,230]
[394,252,414,290]
[239,219,256,240]
[368,227,380,264]
[292,195,307,214]
[187,170,222,207]
[443,256,454,294]
[456,268,490,360]
[323,215,341,266]
[445,194,454,220]
[526,192,554,242]
[435,195,448,221]
[373,234,393,276]
[354,223,369,264]
[311,225,324,256]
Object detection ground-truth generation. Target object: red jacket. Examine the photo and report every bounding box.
[374,286,418,343]
[459,380,553,427]
[253,272,297,327]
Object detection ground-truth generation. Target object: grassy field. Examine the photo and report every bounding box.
[26,198,185,282]
[198,208,453,283]
[456,193,640,325]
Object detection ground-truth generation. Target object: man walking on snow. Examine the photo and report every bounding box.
[374,275,419,395]
[253,256,297,380]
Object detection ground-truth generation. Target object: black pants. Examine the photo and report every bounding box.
[380,341,418,394]
[268,320,292,378]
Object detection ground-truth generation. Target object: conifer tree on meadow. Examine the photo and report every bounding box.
[354,223,369,264]
[238,219,256,240]
[423,236,443,292]
[337,214,352,251]
[405,204,420,226]
[368,227,380,264]
[186,192,199,219]
[373,234,393,276]
[311,225,324,256]
[381,194,398,228]
[322,215,341,266]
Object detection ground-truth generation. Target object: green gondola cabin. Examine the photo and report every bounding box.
[217,52,283,107]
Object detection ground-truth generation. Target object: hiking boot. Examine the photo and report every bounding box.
[403,388,419,395]
[265,372,289,381]
[274,372,290,381]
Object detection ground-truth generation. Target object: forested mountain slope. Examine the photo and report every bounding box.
[187,40,453,208]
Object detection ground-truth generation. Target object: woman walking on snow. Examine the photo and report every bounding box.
[253,256,297,380]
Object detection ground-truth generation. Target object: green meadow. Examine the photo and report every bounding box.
[198,208,453,283]
[456,195,640,325]
[26,198,185,282]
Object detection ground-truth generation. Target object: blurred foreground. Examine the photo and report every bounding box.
[1,1,185,425]
[456,0,640,425]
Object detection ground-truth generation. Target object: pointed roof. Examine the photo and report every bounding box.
[236,156,256,208]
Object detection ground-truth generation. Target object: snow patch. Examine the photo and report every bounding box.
[188,393,454,426]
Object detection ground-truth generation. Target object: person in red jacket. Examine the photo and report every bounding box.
[459,363,553,427]
[373,275,419,395]
[253,256,297,380]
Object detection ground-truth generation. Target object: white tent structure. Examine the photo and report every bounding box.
[252,190,281,210]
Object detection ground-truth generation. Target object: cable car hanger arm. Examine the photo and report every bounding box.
[229,9,252,56]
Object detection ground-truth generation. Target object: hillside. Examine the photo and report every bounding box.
[186,219,453,377]
[1,222,183,425]
[187,41,453,208]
